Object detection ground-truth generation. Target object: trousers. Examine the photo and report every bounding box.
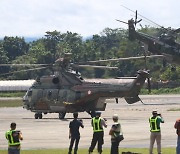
[8,148,20,154]
[176,135,180,154]
[89,131,104,153]
[110,141,120,154]
[68,136,80,154]
[149,132,161,154]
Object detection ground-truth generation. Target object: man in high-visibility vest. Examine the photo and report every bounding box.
[5,122,23,154]
[88,111,107,154]
[149,110,164,154]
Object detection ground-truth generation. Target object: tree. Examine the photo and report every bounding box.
[3,36,29,61]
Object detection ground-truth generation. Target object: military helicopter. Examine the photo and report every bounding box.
[116,8,180,65]
[0,53,154,119]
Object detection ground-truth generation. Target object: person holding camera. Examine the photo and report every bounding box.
[5,122,23,154]
[68,112,84,154]
[149,110,164,154]
[88,111,107,154]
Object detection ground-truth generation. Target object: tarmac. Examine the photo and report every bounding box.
[0,94,180,150]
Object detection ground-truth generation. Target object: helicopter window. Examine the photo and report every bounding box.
[27,90,32,96]
[63,91,67,100]
[76,91,81,100]
[48,91,52,98]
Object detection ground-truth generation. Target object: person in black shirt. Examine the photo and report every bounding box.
[68,112,84,154]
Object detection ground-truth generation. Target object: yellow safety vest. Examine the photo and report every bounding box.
[92,117,103,132]
[5,130,21,146]
[149,117,160,132]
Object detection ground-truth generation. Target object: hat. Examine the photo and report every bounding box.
[152,110,157,114]
[113,114,119,120]
[95,111,101,116]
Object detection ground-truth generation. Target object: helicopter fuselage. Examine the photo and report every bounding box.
[23,70,148,119]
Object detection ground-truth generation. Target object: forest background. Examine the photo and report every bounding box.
[0,26,180,84]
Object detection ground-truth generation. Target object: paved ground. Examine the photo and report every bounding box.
[0,94,180,150]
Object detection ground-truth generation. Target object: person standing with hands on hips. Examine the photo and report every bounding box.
[149,110,164,154]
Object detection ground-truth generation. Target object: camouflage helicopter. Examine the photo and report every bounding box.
[116,8,180,65]
[0,53,154,119]
[1,53,159,119]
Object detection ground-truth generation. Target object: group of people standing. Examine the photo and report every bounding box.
[5,111,180,154]
[68,111,123,154]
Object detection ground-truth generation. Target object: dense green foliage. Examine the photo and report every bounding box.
[0,27,180,82]
[0,148,176,154]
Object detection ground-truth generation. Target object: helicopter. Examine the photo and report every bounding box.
[116,8,180,65]
[0,53,154,119]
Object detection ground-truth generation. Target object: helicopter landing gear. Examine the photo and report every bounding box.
[34,113,43,119]
[59,112,66,119]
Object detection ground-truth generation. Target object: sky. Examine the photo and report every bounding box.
[0,0,179,38]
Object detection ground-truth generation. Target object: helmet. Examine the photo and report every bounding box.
[95,111,101,116]
[113,114,118,120]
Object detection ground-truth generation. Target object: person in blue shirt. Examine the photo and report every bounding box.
[68,112,84,154]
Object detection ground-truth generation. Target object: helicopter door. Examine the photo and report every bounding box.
[30,89,43,104]
[44,89,58,101]
[58,90,68,102]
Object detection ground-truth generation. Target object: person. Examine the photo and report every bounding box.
[174,118,180,154]
[109,114,123,154]
[5,122,23,154]
[88,111,107,154]
[149,110,164,154]
[68,112,84,154]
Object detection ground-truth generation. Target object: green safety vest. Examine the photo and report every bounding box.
[5,130,21,146]
[92,117,103,132]
[149,116,160,132]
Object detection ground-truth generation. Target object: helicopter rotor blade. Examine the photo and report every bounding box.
[0,64,49,67]
[0,66,49,76]
[85,55,164,64]
[71,64,118,69]
[135,10,138,26]
[116,19,128,24]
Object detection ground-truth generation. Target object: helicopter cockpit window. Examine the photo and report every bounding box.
[63,91,67,101]
[48,91,52,99]
[27,90,32,97]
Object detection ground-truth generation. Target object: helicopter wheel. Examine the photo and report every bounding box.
[59,112,66,119]
[34,113,43,119]
[39,113,43,119]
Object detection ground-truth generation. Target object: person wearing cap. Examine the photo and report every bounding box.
[149,110,164,154]
[68,112,84,154]
[5,122,23,154]
[174,118,180,154]
[109,114,123,154]
[88,111,107,154]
